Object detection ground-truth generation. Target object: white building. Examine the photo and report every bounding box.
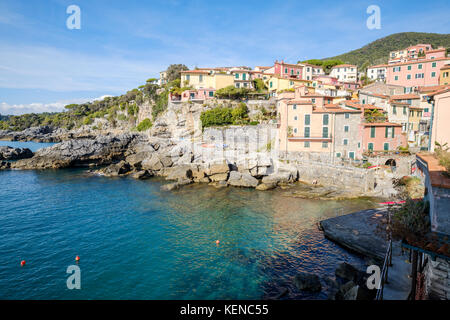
[367,64,387,82]
[329,64,357,83]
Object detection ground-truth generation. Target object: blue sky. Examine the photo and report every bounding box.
[0,0,449,115]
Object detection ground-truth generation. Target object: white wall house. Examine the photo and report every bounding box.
[329,64,357,83]
[367,64,387,82]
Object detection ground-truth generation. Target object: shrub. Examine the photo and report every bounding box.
[389,199,430,241]
[136,118,153,132]
[249,121,259,125]
[231,102,248,120]
[435,142,450,175]
[215,85,250,99]
[200,107,233,127]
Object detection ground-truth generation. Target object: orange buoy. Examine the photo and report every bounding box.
[20,260,26,267]
[75,256,80,262]
[216,240,220,245]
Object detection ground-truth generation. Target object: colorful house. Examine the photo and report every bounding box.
[362,122,407,153]
[180,70,234,90]
[178,88,216,102]
[273,60,304,79]
[385,57,450,88]
[428,86,450,152]
[367,64,388,82]
[440,64,450,85]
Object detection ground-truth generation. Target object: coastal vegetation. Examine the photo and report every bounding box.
[435,142,450,176]
[214,85,251,100]
[323,32,450,69]
[200,102,250,128]
[136,118,153,132]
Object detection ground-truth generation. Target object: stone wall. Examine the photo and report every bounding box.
[367,154,415,177]
[424,256,450,300]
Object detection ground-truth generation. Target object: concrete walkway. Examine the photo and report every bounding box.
[320,208,412,300]
[382,242,412,300]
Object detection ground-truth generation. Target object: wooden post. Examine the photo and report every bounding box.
[410,251,418,300]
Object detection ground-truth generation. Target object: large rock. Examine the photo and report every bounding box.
[131,170,154,180]
[0,146,33,160]
[209,173,229,182]
[294,272,322,292]
[335,262,363,282]
[96,161,131,177]
[10,133,137,170]
[227,171,259,188]
[207,161,230,176]
[125,151,154,169]
[165,165,193,181]
[255,182,276,191]
[262,171,295,185]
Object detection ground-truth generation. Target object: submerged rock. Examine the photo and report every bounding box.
[294,272,322,292]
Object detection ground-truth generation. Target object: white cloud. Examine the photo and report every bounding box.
[0,97,98,116]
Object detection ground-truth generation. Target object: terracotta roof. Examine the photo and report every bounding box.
[390,94,420,100]
[387,57,450,67]
[417,153,450,189]
[181,70,210,74]
[360,92,389,99]
[331,64,357,69]
[427,48,446,54]
[428,85,450,97]
[287,100,313,105]
[418,85,448,93]
[440,64,450,70]
[363,122,402,127]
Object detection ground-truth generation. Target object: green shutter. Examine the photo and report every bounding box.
[385,126,388,138]
[304,127,310,138]
[323,114,329,125]
[322,127,328,138]
[392,127,395,138]
[368,143,374,151]
[370,127,375,138]
[305,114,310,125]
[384,143,389,151]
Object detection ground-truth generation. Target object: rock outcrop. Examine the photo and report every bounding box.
[9,133,138,170]
[294,272,322,293]
[227,171,259,188]
[0,146,33,160]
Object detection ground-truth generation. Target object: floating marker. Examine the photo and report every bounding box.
[75,256,80,262]
[20,260,26,267]
[216,240,220,245]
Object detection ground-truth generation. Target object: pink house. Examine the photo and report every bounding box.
[386,57,450,88]
[274,60,304,79]
[362,122,407,152]
[176,88,216,102]
[313,75,339,85]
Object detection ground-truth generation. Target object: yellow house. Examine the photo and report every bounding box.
[440,64,450,85]
[180,70,234,90]
[265,75,311,93]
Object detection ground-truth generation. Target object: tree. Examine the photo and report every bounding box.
[253,78,267,92]
[166,64,189,82]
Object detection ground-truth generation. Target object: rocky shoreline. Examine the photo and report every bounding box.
[0,129,397,201]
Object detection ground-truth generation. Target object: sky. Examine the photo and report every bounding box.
[0,0,449,115]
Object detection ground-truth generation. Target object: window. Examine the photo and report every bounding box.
[424,108,429,113]
[408,65,411,70]
[294,116,298,121]
[349,152,355,159]
[322,142,328,148]
[312,98,316,103]
[432,62,436,68]
[209,91,214,97]
[304,141,310,148]
[383,143,389,151]
[323,114,329,125]
[395,76,398,81]
[368,143,374,151]
[343,139,348,146]
[243,73,246,80]
[284,68,288,74]
[403,107,407,115]
[345,113,349,119]
[304,127,310,138]
[322,126,328,138]
[305,114,310,125]
[358,142,361,148]
[293,128,298,134]
[291,69,294,75]
[336,152,341,158]
[293,104,297,110]
[236,83,240,88]
[370,127,376,138]
[235,73,239,79]
[186,75,190,81]
[393,106,397,114]
[418,64,422,70]
[407,75,411,80]
[270,82,273,88]
[199,75,203,82]
[344,125,349,132]
[431,72,436,77]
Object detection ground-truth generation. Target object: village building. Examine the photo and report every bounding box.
[329,64,358,83]
[367,64,388,82]
[427,86,450,152]
[180,70,234,90]
[440,64,450,85]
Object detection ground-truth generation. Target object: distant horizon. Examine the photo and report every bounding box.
[1,0,449,115]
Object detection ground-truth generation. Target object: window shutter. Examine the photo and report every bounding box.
[385,126,388,138]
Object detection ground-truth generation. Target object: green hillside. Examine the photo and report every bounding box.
[324,32,450,70]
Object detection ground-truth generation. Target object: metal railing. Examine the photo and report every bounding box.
[375,239,393,300]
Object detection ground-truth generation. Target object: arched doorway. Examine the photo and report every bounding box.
[385,159,397,167]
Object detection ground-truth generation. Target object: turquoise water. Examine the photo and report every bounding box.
[0,142,377,300]
[0,140,56,152]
